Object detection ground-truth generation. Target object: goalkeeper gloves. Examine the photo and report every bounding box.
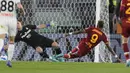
[50,21,57,27]
[46,21,57,27]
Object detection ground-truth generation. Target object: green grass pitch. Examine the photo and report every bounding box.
[0,61,130,73]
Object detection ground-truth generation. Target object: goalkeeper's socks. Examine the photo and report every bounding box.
[123,43,130,60]
[53,48,62,55]
[39,52,49,58]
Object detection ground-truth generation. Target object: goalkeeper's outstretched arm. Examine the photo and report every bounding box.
[37,21,56,29]
[36,24,48,29]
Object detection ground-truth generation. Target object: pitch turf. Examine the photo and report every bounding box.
[0,61,130,73]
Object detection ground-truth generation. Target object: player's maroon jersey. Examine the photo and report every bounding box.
[83,27,108,49]
[120,0,130,37]
[120,0,130,19]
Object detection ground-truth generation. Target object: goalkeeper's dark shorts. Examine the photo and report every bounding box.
[39,36,54,48]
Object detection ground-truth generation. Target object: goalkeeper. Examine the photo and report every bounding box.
[15,21,64,62]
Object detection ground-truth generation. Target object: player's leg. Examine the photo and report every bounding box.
[122,36,130,67]
[64,44,88,59]
[0,20,8,55]
[122,36,129,59]
[6,36,15,67]
[39,37,61,62]
[36,46,49,61]
[51,42,62,55]
[121,21,130,67]
[56,42,89,59]
[0,38,4,53]
[64,47,79,58]
[54,48,79,59]
[0,35,8,61]
[6,18,17,67]
[51,41,65,62]
[0,34,5,52]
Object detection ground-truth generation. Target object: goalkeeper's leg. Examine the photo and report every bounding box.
[36,47,49,61]
[51,42,65,62]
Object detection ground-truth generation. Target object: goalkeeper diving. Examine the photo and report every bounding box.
[15,21,64,62]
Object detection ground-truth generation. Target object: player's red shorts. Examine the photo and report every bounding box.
[77,39,92,57]
[121,18,130,37]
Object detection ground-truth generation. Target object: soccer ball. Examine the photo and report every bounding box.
[0,55,7,61]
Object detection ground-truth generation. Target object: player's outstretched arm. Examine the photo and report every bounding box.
[65,29,86,37]
[55,29,86,41]
[105,44,122,63]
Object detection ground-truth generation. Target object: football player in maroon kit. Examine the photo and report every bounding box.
[120,0,130,67]
[54,20,122,62]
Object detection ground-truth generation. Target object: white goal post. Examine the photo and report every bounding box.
[95,0,112,62]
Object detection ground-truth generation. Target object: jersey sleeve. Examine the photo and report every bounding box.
[84,27,92,33]
[26,25,37,29]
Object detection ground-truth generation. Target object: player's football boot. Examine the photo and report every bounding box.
[126,59,130,67]
[6,60,12,67]
[49,56,59,62]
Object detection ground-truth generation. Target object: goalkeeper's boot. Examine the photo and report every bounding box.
[6,60,12,67]
[57,57,65,62]
[49,56,59,62]
[55,53,64,58]
[55,54,65,62]
[126,59,130,67]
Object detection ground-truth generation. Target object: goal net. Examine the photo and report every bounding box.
[4,0,112,62]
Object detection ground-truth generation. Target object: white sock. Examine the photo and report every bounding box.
[0,39,4,52]
[7,44,15,61]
